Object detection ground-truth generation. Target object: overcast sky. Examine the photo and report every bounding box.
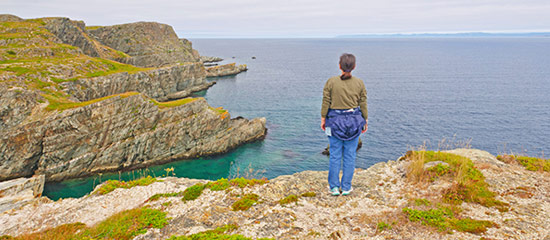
[3,0,550,38]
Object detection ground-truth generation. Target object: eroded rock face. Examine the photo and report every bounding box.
[61,62,208,102]
[0,94,266,182]
[206,63,248,77]
[88,22,200,67]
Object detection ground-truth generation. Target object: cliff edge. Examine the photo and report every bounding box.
[1,149,549,239]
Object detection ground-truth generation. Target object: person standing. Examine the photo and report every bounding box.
[321,53,368,196]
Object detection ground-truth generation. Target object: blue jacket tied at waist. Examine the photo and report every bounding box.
[326,108,366,141]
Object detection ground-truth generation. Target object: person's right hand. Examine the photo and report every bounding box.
[362,120,368,133]
[321,118,326,131]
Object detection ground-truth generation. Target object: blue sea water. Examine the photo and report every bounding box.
[43,38,550,200]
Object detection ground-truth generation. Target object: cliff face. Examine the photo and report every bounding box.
[41,17,131,63]
[1,149,549,239]
[88,22,200,67]
[0,94,266,181]
[0,16,266,182]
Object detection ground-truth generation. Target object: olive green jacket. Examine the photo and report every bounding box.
[321,76,368,120]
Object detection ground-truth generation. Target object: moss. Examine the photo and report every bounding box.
[9,207,168,240]
[377,221,392,231]
[85,58,148,78]
[94,176,157,195]
[301,192,316,198]
[182,183,206,201]
[232,194,259,211]
[229,177,268,188]
[43,91,139,111]
[279,194,299,206]
[150,97,199,109]
[403,207,495,233]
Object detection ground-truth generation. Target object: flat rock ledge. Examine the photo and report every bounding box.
[1,149,549,239]
[206,63,248,77]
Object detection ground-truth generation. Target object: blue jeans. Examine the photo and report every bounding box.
[328,135,359,191]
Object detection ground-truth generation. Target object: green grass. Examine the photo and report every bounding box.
[232,194,259,211]
[497,155,550,171]
[229,177,268,188]
[85,58,147,78]
[148,192,183,201]
[6,207,168,240]
[94,176,157,195]
[168,224,275,240]
[43,91,139,111]
[403,207,494,233]
[278,194,299,206]
[411,151,509,210]
[150,97,199,109]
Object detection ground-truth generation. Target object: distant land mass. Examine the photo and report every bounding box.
[336,32,550,38]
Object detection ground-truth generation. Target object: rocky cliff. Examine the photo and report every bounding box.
[87,22,200,67]
[0,94,266,181]
[0,16,267,182]
[1,149,548,239]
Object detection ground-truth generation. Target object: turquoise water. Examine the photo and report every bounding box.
[43,38,550,200]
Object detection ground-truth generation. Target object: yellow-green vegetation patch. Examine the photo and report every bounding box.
[43,91,139,111]
[413,198,431,206]
[168,224,275,240]
[377,221,393,231]
[148,191,183,202]
[229,177,268,188]
[301,192,316,197]
[410,151,509,210]
[403,207,495,234]
[205,178,231,191]
[150,97,199,109]
[85,58,148,78]
[182,183,206,201]
[6,207,168,240]
[279,194,299,206]
[497,154,550,171]
[232,193,259,211]
[94,175,157,195]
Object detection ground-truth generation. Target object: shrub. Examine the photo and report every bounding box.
[182,183,206,201]
[232,194,259,211]
[95,176,157,195]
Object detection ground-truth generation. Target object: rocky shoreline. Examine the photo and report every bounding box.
[1,149,549,239]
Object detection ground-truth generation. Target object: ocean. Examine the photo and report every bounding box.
[43,38,550,200]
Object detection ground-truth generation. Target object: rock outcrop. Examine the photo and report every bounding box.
[88,22,200,67]
[0,14,23,22]
[0,175,45,213]
[0,94,266,181]
[42,17,131,63]
[206,63,248,77]
[2,149,549,239]
[200,56,223,63]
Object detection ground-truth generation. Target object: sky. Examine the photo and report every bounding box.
[2,0,550,38]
